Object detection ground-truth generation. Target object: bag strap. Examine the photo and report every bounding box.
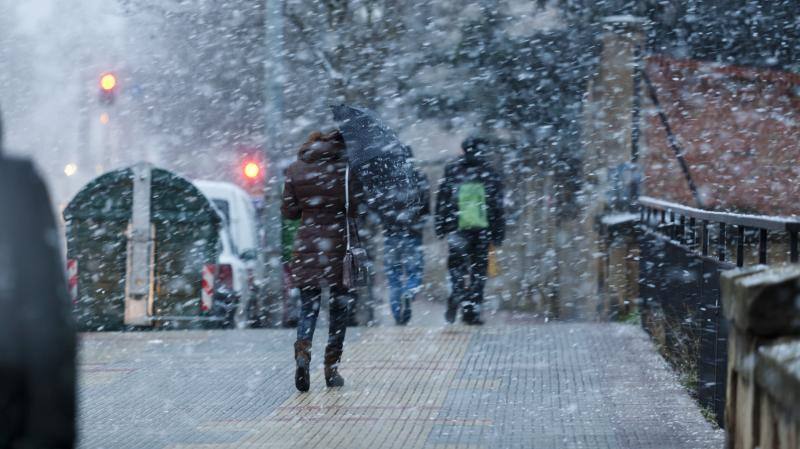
[345,165,352,251]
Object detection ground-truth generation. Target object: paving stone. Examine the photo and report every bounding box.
[78,303,723,449]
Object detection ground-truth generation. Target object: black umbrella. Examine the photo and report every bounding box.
[331,105,418,217]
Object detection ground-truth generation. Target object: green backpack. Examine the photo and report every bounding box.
[457,182,489,230]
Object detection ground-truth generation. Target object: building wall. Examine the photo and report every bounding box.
[641,56,800,215]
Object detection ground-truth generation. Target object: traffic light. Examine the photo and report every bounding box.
[243,161,260,180]
[234,147,266,196]
[99,72,118,104]
[237,155,265,196]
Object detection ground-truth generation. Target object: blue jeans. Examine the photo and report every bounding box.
[383,233,424,323]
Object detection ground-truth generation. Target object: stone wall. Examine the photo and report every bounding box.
[595,214,639,319]
[579,17,644,319]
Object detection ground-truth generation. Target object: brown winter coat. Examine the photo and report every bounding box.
[281,132,360,290]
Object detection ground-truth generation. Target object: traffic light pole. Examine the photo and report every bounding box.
[260,0,286,326]
[78,66,92,182]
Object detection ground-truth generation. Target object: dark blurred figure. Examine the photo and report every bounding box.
[435,137,505,325]
[0,111,77,447]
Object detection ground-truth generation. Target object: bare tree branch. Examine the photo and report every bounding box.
[286,11,347,84]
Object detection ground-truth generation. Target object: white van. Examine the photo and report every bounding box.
[194,180,265,327]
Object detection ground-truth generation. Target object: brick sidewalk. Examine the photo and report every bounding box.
[78,302,723,449]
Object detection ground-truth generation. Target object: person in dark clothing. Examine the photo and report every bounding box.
[435,137,505,325]
[0,111,77,448]
[281,129,362,392]
[281,215,301,327]
[381,167,430,325]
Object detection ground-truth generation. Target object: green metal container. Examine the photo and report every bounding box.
[64,165,221,331]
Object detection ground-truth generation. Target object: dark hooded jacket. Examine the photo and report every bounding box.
[434,146,505,244]
[0,115,77,448]
[380,169,431,237]
[281,132,362,290]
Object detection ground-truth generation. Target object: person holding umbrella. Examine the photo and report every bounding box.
[282,129,362,392]
[380,160,430,325]
[330,105,431,324]
[435,137,505,325]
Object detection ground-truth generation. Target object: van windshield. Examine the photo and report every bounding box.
[212,199,230,223]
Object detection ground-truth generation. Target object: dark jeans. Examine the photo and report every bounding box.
[447,230,490,319]
[296,287,352,352]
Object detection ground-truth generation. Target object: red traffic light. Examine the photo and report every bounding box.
[234,148,266,196]
[242,161,261,180]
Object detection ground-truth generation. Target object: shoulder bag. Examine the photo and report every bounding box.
[342,166,369,289]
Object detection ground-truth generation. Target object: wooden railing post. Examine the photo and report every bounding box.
[721,266,800,449]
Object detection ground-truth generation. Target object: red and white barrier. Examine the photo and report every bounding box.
[201,264,215,312]
[67,259,78,304]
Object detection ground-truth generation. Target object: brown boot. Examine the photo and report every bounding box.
[323,345,345,388]
[294,340,312,392]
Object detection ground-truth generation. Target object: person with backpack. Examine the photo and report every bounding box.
[380,163,430,325]
[434,137,505,325]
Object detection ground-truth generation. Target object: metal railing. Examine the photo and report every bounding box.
[636,196,800,426]
[638,196,800,266]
